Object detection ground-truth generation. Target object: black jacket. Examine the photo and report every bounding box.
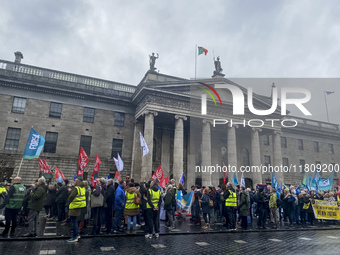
[105,183,115,206]
[56,185,69,204]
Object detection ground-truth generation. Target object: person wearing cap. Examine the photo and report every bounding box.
[0,177,26,238]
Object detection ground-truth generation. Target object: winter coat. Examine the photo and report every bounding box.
[164,188,174,211]
[114,185,125,210]
[147,185,162,209]
[55,185,69,204]
[67,181,86,217]
[269,193,277,209]
[201,193,210,214]
[44,187,56,207]
[239,191,250,216]
[105,183,115,206]
[282,194,295,210]
[28,184,48,211]
[124,187,141,216]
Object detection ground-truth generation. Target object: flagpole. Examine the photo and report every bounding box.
[195,44,197,80]
[324,91,330,122]
[16,158,24,177]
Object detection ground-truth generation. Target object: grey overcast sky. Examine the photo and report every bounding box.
[0,0,339,124]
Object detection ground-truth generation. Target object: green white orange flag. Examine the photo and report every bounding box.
[198,46,208,55]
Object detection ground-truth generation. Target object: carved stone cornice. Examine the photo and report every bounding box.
[142,110,158,117]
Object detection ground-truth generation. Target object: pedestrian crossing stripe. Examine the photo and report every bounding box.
[234,240,247,244]
[299,237,312,240]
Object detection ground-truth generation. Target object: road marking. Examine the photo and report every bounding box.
[299,237,312,240]
[40,251,56,255]
[327,236,339,239]
[43,233,57,236]
[45,226,55,229]
[100,247,115,251]
[171,229,180,232]
[234,240,247,244]
[151,244,166,248]
[195,242,210,246]
[269,239,282,242]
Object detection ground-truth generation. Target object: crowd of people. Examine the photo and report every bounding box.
[0,175,339,243]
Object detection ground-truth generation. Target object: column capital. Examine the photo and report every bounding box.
[273,130,283,136]
[202,119,213,124]
[251,127,262,133]
[175,115,187,121]
[228,123,239,129]
[143,110,158,117]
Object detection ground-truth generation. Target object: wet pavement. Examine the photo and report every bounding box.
[0,228,340,254]
[1,212,340,241]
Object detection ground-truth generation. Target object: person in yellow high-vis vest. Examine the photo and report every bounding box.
[124,183,141,234]
[221,182,237,230]
[66,178,86,242]
[145,181,162,238]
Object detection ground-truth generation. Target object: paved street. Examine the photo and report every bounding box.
[0,229,340,254]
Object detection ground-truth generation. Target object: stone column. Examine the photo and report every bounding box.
[202,119,212,186]
[173,115,187,183]
[227,124,238,181]
[273,130,284,185]
[131,121,144,179]
[141,111,158,182]
[187,130,196,189]
[161,128,171,178]
[251,128,262,187]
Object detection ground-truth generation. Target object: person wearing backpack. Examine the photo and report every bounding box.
[269,187,278,229]
[124,183,141,234]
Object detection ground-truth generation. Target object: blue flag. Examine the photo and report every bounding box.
[23,127,45,159]
[232,172,238,186]
[73,169,77,181]
[271,172,278,188]
[106,173,111,182]
[179,173,185,187]
[277,184,282,193]
[296,185,301,194]
[318,172,334,191]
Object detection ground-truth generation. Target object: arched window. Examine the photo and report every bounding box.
[242,149,249,167]
[153,139,156,162]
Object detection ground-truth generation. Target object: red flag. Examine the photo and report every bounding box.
[54,166,60,180]
[114,171,121,183]
[159,176,169,188]
[77,147,89,178]
[43,159,53,175]
[38,158,44,174]
[90,154,101,185]
[223,162,228,184]
[151,165,164,181]
[93,177,100,188]
[55,166,65,180]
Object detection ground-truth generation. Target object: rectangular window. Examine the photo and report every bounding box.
[281,137,287,148]
[282,157,289,167]
[299,159,306,172]
[264,155,271,167]
[329,144,334,154]
[43,132,58,153]
[298,139,303,150]
[80,135,92,157]
[111,139,123,158]
[49,102,63,118]
[314,141,319,152]
[4,128,21,150]
[83,107,95,123]
[12,97,26,114]
[114,112,125,127]
[262,135,270,146]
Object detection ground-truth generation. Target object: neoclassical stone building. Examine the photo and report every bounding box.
[0,53,339,188]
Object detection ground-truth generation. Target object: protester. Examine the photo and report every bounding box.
[145,181,162,238]
[56,179,69,222]
[0,177,26,238]
[104,179,115,233]
[200,188,211,229]
[112,180,126,233]
[91,178,106,236]
[238,186,250,230]
[124,182,141,234]
[269,187,278,229]
[67,178,86,242]
[255,187,268,229]
[164,184,175,228]
[77,180,90,235]
[44,184,56,219]
[222,182,237,230]
[23,177,48,237]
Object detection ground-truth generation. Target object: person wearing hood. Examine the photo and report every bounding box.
[66,178,86,242]
[23,177,48,237]
[112,180,126,233]
[124,182,141,234]
[145,181,162,238]
[104,178,115,233]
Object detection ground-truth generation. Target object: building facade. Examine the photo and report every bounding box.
[0,54,339,188]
